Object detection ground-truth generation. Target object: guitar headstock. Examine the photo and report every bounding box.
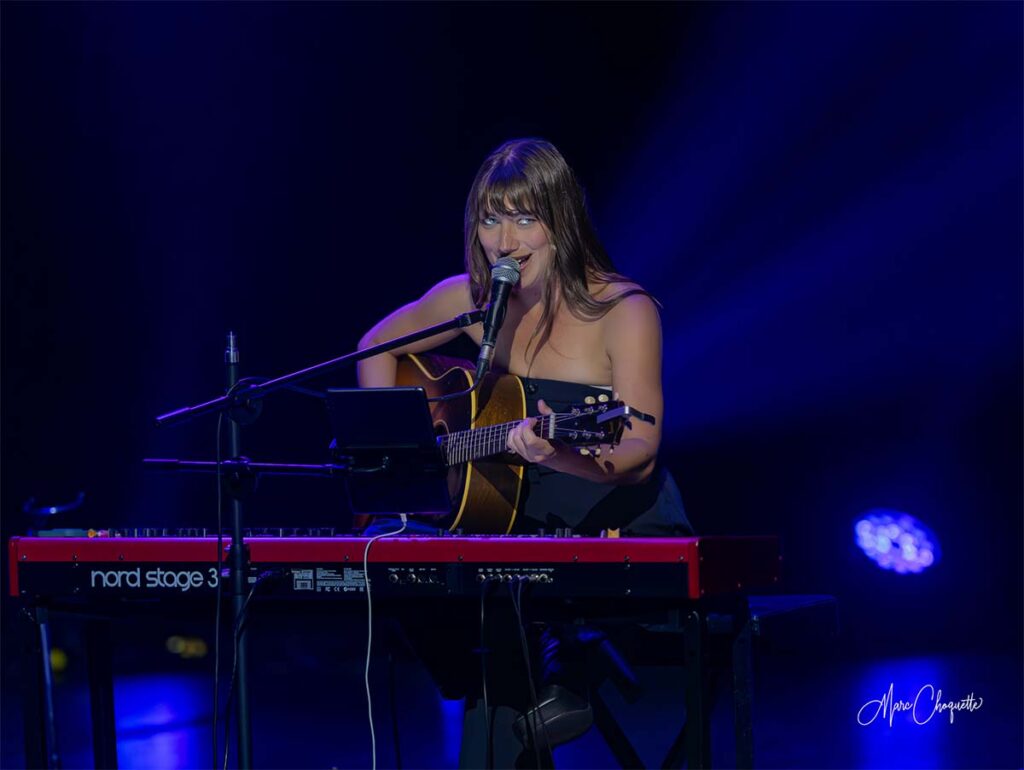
[541,396,656,456]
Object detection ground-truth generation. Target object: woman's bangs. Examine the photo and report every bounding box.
[477,166,540,218]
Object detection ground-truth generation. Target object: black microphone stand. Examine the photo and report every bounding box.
[153,309,483,770]
[156,310,484,428]
[223,332,255,769]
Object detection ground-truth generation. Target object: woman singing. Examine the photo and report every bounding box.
[358,137,690,538]
[357,138,691,767]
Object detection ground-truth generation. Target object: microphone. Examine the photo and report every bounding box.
[474,256,521,382]
[225,331,240,385]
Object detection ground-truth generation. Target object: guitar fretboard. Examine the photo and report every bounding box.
[439,415,555,466]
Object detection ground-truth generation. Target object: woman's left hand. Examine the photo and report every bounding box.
[506,399,557,463]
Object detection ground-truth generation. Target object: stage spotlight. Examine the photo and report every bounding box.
[854,509,939,574]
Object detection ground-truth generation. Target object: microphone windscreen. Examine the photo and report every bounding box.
[492,257,521,286]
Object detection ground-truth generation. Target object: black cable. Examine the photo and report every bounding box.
[480,579,493,770]
[222,582,257,770]
[427,376,482,403]
[212,377,257,769]
[219,569,280,770]
[212,412,225,770]
[511,580,554,769]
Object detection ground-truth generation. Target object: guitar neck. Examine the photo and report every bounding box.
[439,415,554,466]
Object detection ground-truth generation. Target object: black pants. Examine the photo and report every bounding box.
[393,595,575,769]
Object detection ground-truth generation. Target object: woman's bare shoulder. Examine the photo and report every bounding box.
[421,273,476,310]
[591,278,657,306]
[430,272,473,293]
[593,279,660,338]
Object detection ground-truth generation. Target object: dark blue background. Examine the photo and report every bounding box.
[2,2,1021,766]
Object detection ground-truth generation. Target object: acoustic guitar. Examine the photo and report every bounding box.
[393,353,654,534]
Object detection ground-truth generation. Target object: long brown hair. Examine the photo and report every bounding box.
[463,138,645,363]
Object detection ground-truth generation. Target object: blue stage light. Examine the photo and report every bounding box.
[854,509,939,574]
[438,695,463,767]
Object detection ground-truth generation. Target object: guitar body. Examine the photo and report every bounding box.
[396,353,527,534]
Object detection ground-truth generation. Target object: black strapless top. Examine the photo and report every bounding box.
[514,375,693,537]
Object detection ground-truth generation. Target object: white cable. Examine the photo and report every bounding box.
[364,514,407,770]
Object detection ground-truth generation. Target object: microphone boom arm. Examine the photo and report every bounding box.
[154,309,485,428]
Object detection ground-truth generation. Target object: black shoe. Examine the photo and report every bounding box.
[513,684,594,750]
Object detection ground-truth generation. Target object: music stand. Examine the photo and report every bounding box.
[326,387,451,515]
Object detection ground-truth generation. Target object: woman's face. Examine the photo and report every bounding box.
[476,203,554,295]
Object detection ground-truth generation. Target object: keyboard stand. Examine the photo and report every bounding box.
[589,595,839,769]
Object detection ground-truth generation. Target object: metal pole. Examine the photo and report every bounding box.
[226,332,253,769]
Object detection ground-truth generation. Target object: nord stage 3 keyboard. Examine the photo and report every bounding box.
[8,535,782,602]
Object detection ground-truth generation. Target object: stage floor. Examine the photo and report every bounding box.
[2,614,1020,769]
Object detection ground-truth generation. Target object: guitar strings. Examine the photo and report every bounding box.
[440,412,611,463]
[437,412,603,449]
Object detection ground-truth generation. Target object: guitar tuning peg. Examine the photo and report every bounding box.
[593,447,602,457]
[578,447,591,456]
[597,393,609,403]
[584,396,596,405]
